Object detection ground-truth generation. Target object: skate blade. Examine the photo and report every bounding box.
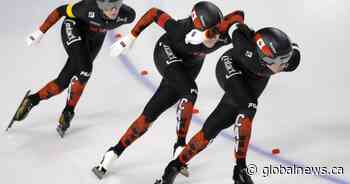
[154,179,162,184]
[6,119,15,132]
[92,167,105,180]
[56,127,66,138]
[180,167,189,177]
[6,90,31,131]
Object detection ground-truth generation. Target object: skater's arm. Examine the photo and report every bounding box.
[131,7,178,37]
[39,4,76,33]
[39,1,86,33]
[205,10,245,39]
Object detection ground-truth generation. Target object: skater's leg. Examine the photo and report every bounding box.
[177,97,237,165]
[62,29,104,113]
[161,74,263,183]
[29,57,75,105]
[92,80,180,178]
[153,40,202,147]
[159,97,237,184]
[63,66,91,113]
[55,58,89,136]
[30,80,61,104]
[218,74,266,184]
[60,18,94,113]
[56,18,94,136]
[113,79,180,156]
[223,80,260,168]
[164,63,199,146]
[14,56,76,122]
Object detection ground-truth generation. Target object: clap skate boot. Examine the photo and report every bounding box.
[14,91,36,121]
[155,159,189,184]
[233,165,254,184]
[7,90,38,131]
[92,147,119,179]
[56,109,74,138]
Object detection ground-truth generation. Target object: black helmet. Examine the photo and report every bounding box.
[191,1,223,30]
[254,27,293,65]
[96,0,123,11]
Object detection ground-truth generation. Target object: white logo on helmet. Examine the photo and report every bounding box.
[256,38,266,50]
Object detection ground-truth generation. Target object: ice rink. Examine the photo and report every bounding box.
[0,0,349,183]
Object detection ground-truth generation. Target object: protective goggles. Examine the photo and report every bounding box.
[97,0,123,11]
[257,49,293,65]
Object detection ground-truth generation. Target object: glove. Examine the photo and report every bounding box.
[26,29,44,46]
[185,29,208,45]
[110,33,136,57]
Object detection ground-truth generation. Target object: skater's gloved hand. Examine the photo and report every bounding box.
[185,29,220,48]
[185,29,209,45]
[26,29,44,46]
[110,33,136,57]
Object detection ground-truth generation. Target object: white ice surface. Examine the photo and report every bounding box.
[0,0,349,184]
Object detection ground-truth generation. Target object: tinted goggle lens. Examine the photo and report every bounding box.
[97,1,122,11]
[258,49,292,65]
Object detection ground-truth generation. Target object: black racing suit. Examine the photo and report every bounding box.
[112,8,244,156]
[29,0,135,114]
[175,28,301,168]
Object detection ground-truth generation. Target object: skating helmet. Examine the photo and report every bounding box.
[96,0,123,11]
[254,27,293,65]
[191,1,223,30]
